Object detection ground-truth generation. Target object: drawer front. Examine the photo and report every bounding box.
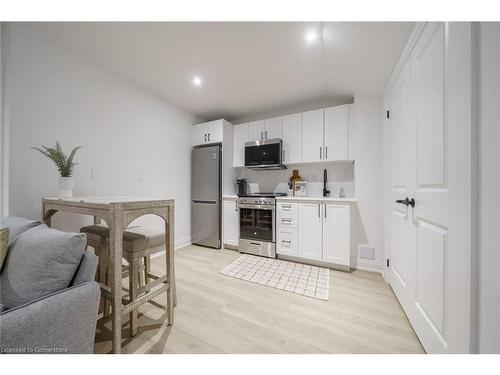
[277,229,298,256]
[277,202,297,228]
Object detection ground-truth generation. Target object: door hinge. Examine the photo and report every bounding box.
[386,259,390,267]
[386,110,390,119]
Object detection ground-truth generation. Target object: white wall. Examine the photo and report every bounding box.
[478,22,500,353]
[5,24,199,246]
[0,23,8,219]
[353,94,384,271]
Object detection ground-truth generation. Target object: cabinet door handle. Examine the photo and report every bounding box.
[318,204,320,217]
[208,133,210,141]
[324,205,326,218]
[204,134,207,141]
[325,146,328,160]
[320,147,322,160]
[265,130,268,139]
[235,203,238,212]
[260,131,263,140]
[283,148,285,162]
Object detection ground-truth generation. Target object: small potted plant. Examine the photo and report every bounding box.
[32,141,82,198]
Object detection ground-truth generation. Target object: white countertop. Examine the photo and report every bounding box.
[223,195,356,202]
[276,196,357,203]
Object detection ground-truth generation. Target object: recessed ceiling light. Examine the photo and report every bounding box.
[304,30,319,44]
[192,76,202,87]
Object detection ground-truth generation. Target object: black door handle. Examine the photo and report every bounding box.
[396,197,416,207]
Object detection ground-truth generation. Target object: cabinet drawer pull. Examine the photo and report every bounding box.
[325,146,328,159]
[281,219,292,224]
[208,133,211,141]
[320,147,322,160]
[204,133,207,141]
[281,205,291,210]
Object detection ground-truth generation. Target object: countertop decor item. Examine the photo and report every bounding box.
[32,141,82,198]
[293,180,308,197]
[288,169,303,196]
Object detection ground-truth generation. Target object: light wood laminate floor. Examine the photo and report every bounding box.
[94,245,424,354]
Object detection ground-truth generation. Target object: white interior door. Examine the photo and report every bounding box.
[387,22,472,353]
[388,59,415,314]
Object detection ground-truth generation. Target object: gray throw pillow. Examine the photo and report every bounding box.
[0,224,86,309]
[0,215,43,245]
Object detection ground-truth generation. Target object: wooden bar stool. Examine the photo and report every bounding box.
[81,224,171,336]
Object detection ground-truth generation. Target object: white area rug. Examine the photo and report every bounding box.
[220,254,330,300]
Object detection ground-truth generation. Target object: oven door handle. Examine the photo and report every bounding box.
[237,203,276,210]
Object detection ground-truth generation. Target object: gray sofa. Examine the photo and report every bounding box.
[0,216,100,354]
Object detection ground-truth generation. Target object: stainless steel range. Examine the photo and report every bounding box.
[237,193,286,258]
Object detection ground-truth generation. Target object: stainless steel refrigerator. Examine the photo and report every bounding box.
[191,145,221,248]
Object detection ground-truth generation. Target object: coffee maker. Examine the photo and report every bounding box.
[236,178,248,197]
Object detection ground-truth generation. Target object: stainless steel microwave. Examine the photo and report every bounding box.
[244,138,287,170]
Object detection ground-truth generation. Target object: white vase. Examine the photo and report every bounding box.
[58,177,74,198]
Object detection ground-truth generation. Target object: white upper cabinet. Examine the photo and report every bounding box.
[324,105,349,161]
[192,120,223,146]
[302,109,324,163]
[322,204,350,266]
[282,113,302,164]
[232,104,354,165]
[248,120,265,141]
[233,123,248,167]
[297,203,323,261]
[206,120,223,144]
[264,116,283,140]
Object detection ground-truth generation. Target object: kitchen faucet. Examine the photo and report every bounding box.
[323,169,330,197]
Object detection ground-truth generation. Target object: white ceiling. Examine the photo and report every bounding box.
[32,22,414,121]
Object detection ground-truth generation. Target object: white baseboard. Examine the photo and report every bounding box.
[150,239,192,259]
[354,265,384,275]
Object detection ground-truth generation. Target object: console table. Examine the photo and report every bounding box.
[41,197,175,354]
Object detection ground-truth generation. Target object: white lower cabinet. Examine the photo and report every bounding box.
[277,229,298,257]
[223,200,239,247]
[277,200,352,268]
[322,204,350,266]
[297,203,323,261]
